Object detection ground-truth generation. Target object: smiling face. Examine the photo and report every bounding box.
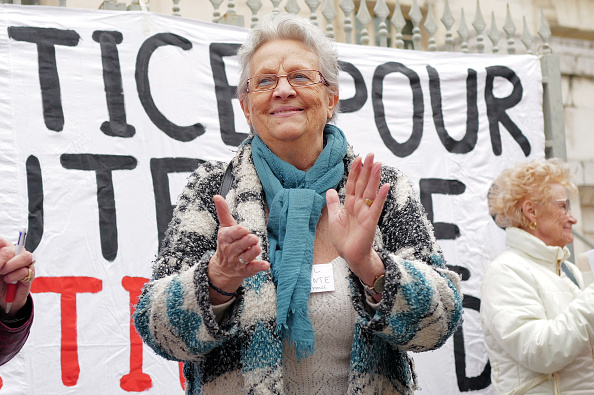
[240,39,338,167]
[524,183,577,248]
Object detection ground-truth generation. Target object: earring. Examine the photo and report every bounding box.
[530,222,537,230]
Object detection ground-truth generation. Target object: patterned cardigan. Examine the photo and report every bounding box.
[134,138,463,395]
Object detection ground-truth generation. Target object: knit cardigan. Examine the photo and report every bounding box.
[134,138,463,395]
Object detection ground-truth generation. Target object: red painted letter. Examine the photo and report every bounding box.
[120,276,152,392]
[31,277,102,387]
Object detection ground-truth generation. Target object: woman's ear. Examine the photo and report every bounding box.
[522,200,537,223]
[327,91,339,119]
[239,95,252,125]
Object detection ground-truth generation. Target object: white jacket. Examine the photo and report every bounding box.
[481,227,594,394]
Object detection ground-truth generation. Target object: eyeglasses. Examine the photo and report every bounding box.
[555,198,571,214]
[246,69,327,93]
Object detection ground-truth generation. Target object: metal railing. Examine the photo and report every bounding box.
[152,0,550,55]
[2,1,560,53]
[204,0,552,55]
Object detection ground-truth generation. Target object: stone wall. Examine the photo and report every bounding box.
[552,35,594,256]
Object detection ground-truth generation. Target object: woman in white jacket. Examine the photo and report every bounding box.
[481,158,594,395]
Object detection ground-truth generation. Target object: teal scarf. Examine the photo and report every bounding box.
[251,124,347,360]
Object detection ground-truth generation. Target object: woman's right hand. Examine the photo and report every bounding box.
[0,238,35,318]
[208,195,270,304]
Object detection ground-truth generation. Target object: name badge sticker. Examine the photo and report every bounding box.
[310,263,335,293]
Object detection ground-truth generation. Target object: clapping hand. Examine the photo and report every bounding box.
[208,195,270,303]
[326,154,389,290]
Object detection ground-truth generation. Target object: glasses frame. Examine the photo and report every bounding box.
[246,69,327,93]
[554,198,571,214]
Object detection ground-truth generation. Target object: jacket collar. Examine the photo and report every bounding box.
[506,227,570,272]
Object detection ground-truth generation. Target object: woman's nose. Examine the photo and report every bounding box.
[273,76,296,98]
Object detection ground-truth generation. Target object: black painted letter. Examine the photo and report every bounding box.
[26,155,44,252]
[150,158,202,248]
[136,33,204,142]
[485,66,530,156]
[419,178,465,240]
[454,294,492,391]
[93,30,136,138]
[372,62,424,158]
[61,154,137,261]
[338,60,367,113]
[209,43,246,146]
[427,66,479,154]
[8,27,80,132]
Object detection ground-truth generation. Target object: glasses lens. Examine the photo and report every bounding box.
[555,199,570,213]
[287,70,320,86]
[250,74,278,91]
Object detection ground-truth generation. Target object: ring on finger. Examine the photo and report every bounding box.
[22,267,34,282]
[365,198,374,207]
[238,257,245,265]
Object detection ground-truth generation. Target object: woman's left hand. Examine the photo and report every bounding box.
[326,153,389,284]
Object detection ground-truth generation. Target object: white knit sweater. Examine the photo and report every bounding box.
[211,256,362,394]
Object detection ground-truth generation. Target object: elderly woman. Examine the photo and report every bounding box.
[0,236,36,366]
[134,13,462,394]
[482,158,594,394]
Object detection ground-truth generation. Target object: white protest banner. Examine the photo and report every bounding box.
[0,4,543,394]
